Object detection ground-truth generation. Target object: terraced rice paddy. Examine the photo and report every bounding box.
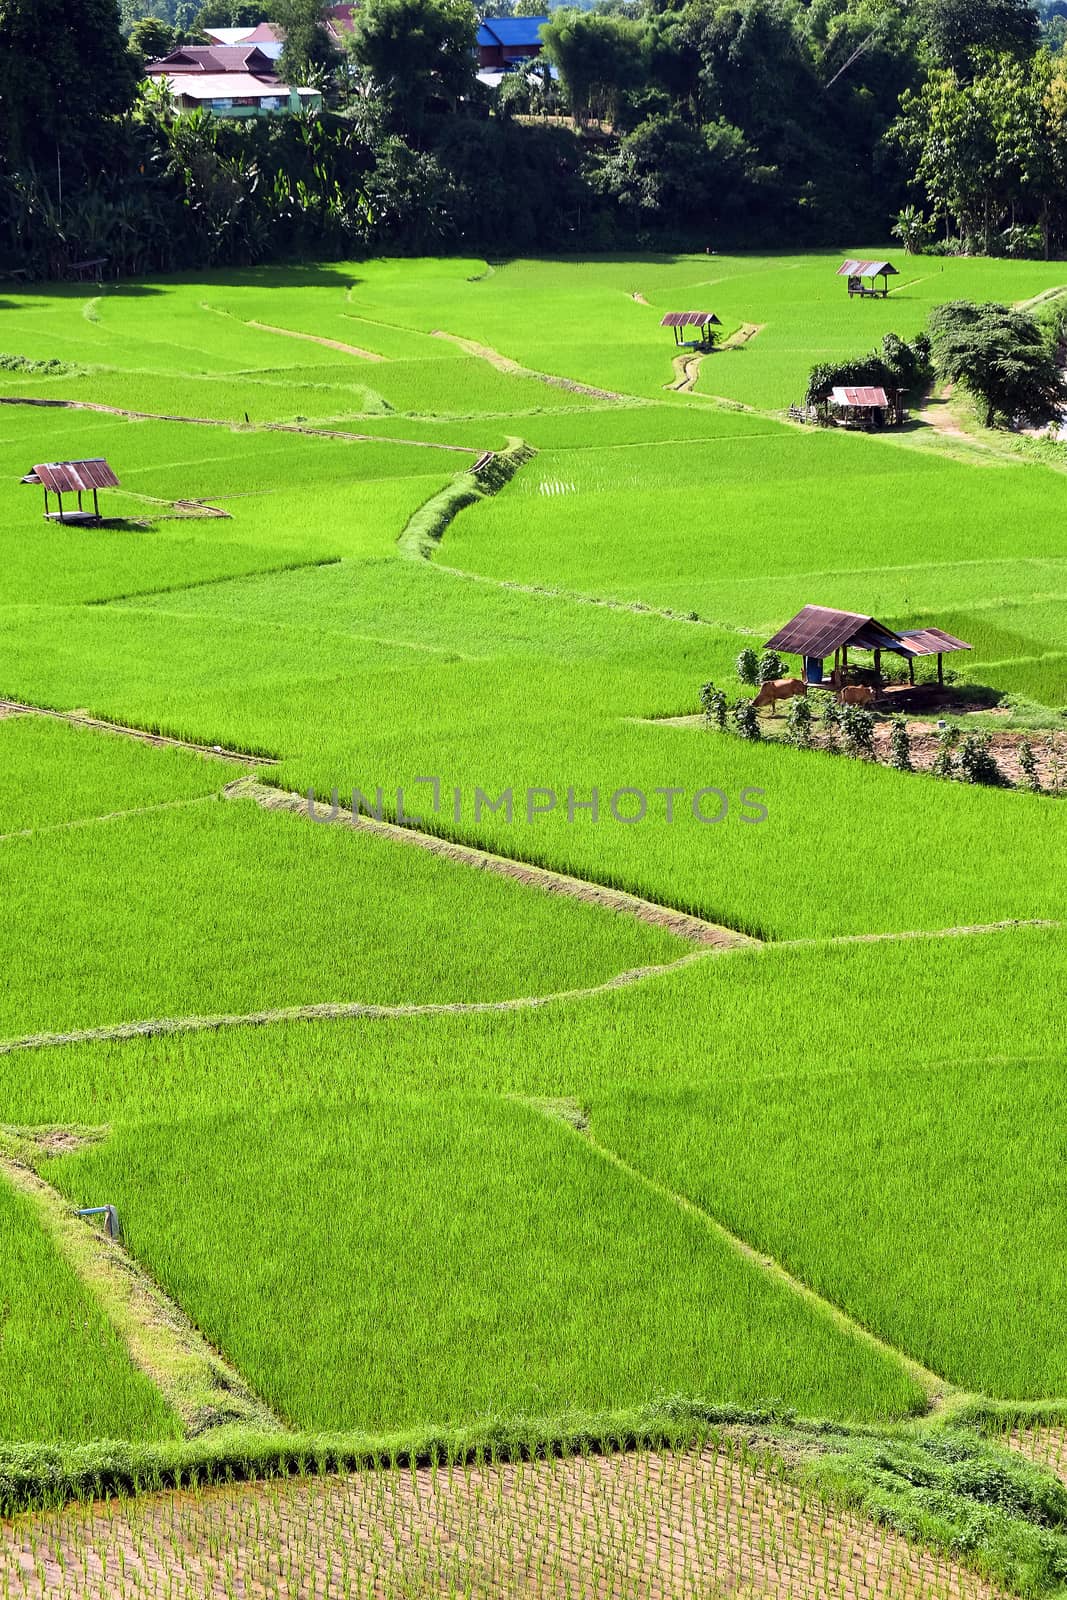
[2,252,1067,1595]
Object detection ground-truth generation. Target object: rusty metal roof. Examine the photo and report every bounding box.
[837,259,898,278]
[145,43,278,73]
[659,311,721,328]
[764,605,902,658]
[896,627,972,656]
[830,385,889,408]
[22,459,119,494]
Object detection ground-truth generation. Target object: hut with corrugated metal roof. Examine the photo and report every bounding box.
[827,383,904,428]
[21,459,119,524]
[660,311,721,349]
[837,259,898,299]
[764,604,971,689]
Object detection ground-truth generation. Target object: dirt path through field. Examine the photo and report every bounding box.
[430,328,627,400]
[0,1144,281,1437]
[0,1442,1011,1599]
[666,352,704,392]
[719,321,765,350]
[245,319,385,361]
[783,918,1063,949]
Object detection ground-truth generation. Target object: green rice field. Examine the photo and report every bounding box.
[1,253,1067,1586]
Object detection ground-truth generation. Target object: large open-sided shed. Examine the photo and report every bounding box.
[837,259,898,299]
[660,311,721,348]
[21,459,119,524]
[765,604,971,687]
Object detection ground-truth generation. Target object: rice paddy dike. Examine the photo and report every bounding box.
[1,253,1067,1598]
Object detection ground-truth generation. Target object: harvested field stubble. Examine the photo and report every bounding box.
[0,1442,1013,1600]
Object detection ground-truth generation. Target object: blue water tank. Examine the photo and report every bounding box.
[804,655,824,685]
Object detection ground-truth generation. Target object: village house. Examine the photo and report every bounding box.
[145,42,322,117]
[476,15,549,72]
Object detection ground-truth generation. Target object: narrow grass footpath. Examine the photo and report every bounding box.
[532,1099,956,1416]
[0,1130,281,1440]
[0,701,277,766]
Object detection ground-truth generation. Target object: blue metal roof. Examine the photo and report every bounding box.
[477,16,549,47]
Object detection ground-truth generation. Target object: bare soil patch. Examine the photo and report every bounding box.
[0,1442,1010,1599]
[647,713,1067,791]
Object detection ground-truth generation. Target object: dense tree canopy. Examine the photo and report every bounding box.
[350,0,477,129]
[0,0,139,167]
[128,14,179,60]
[928,299,1067,424]
[7,0,1067,279]
[274,0,338,83]
[919,0,1040,74]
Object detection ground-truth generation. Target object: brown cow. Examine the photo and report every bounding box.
[752,677,807,716]
[836,684,875,706]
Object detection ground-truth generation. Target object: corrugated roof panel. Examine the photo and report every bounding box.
[29,459,119,494]
[830,385,889,407]
[477,15,548,44]
[764,604,900,658]
[897,627,972,655]
[659,311,721,328]
[837,259,899,278]
[167,73,290,98]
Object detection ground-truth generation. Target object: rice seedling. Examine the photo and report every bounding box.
[0,255,1065,1575]
[0,718,224,835]
[0,1436,1019,1598]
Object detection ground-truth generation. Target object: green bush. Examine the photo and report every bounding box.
[736,648,760,687]
[732,698,761,740]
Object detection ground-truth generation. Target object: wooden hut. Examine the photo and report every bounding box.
[21,459,119,524]
[660,311,721,349]
[837,259,898,299]
[827,384,907,429]
[764,604,971,689]
[764,605,902,686]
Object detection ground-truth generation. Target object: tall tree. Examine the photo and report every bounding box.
[0,0,140,169]
[920,0,1039,75]
[541,8,646,124]
[273,0,337,82]
[129,14,177,59]
[350,0,477,131]
[928,299,1066,425]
